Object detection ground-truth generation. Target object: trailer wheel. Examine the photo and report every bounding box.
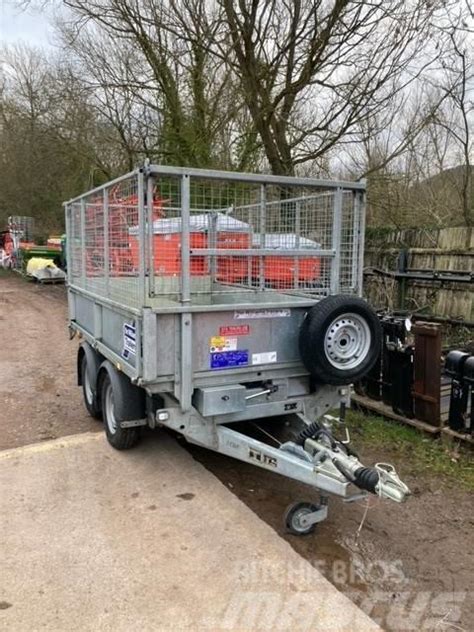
[101,374,141,450]
[299,295,381,385]
[284,502,319,536]
[81,354,102,420]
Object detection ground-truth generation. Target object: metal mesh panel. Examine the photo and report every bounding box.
[68,201,83,285]
[84,191,105,297]
[187,179,255,296]
[174,181,339,297]
[107,176,141,305]
[146,176,182,297]
[66,172,142,307]
[339,191,361,294]
[66,168,365,309]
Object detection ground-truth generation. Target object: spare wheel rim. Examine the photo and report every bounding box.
[324,312,371,371]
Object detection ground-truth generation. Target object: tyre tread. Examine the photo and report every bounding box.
[81,354,102,420]
[101,374,141,450]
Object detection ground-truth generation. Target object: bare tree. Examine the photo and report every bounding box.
[436,25,473,226]
[57,26,161,171]
[61,0,260,170]
[9,0,472,230]
[0,44,109,229]
[218,0,443,176]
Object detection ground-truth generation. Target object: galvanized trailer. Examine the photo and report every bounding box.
[65,164,409,535]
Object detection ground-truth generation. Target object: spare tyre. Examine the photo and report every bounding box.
[299,295,381,385]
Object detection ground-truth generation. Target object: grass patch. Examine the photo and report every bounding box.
[347,409,474,490]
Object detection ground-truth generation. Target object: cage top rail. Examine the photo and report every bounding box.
[63,165,366,206]
[63,168,140,206]
[147,164,366,191]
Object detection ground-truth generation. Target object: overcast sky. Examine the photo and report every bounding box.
[1,1,55,48]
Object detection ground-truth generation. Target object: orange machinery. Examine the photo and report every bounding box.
[89,195,322,288]
[84,189,165,275]
[251,233,322,288]
[129,218,322,287]
[129,213,251,280]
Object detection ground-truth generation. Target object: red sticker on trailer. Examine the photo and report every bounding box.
[219,325,250,336]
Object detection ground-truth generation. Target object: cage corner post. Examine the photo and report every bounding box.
[103,187,110,298]
[146,171,155,298]
[355,186,367,297]
[80,197,86,289]
[259,183,267,291]
[138,168,147,306]
[331,187,343,295]
[180,172,193,412]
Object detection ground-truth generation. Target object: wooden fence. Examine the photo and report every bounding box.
[363,227,473,321]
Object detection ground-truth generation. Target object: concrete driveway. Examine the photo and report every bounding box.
[0,431,379,631]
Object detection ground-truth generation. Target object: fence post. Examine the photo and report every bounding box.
[413,323,442,426]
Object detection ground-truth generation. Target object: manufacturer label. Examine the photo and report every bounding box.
[249,448,277,468]
[252,351,277,365]
[219,325,250,336]
[234,309,290,320]
[122,322,136,359]
[209,336,238,352]
[210,350,249,369]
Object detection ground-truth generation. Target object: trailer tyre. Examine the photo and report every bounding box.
[101,373,141,450]
[81,354,102,420]
[299,295,381,385]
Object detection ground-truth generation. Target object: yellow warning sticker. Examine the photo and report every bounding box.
[209,336,238,352]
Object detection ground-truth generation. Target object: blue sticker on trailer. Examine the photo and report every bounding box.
[210,350,249,369]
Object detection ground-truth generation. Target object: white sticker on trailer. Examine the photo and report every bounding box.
[234,309,290,320]
[122,322,136,358]
[252,351,277,365]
